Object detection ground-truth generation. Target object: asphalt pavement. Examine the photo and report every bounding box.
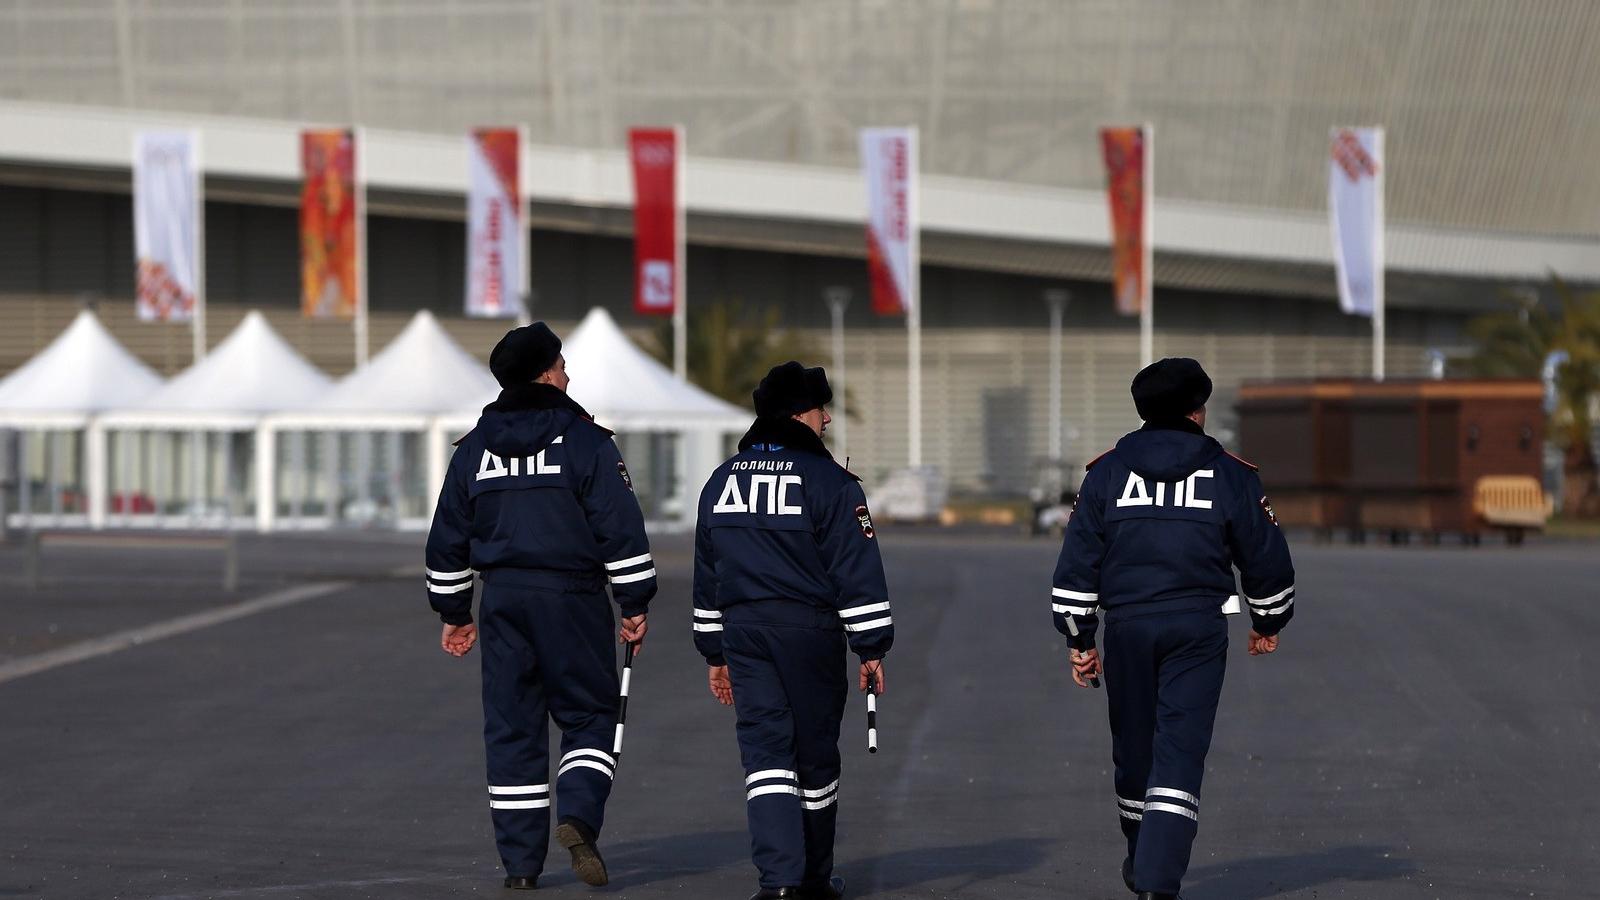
[0,529,1595,899]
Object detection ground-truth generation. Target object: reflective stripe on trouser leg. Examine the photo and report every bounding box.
[781,628,846,890]
[1104,616,1157,867]
[1130,610,1228,896]
[533,586,622,836]
[726,624,807,889]
[480,584,552,878]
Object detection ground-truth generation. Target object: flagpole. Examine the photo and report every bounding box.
[353,126,369,369]
[1045,289,1069,463]
[192,128,207,363]
[518,124,533,327]
[825,286,851,460]
[1372,127,1386,382]
[906,128,922,469]
[1140,122,1154,368]
[672,124,687,381]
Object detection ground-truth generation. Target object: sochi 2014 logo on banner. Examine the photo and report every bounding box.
[133,131,200,322]
[629,127,682,316]
[855,504,876,539]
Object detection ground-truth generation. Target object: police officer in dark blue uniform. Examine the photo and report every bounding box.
[693,362,893,900]
[1051,358,1295,900]
[425,322,656,891]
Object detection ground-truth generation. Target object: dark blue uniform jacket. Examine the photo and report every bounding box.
[1052,420,1296,650]
[692,418,893,666]
[424,383,657,625]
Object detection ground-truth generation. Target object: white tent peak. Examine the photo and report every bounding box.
[316,310,499,413]
[563,307,746,429]
[0,309,163,414]
[132,311,332,413]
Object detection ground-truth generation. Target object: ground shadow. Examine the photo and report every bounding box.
[1183,844,1417,899]
[593,828,752,889]
[842,837,1056,896]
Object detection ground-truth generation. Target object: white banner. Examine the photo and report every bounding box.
[134,131,200,322]
[1329,127,1384,318]
[465,128,524,318]
[860,127,918,317]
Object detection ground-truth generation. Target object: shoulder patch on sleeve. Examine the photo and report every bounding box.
[854,503,876,539]
[1085,448,1115,471]
[616,460,634,492]
[1225,451,1259,471]
[1259,495,1280,527]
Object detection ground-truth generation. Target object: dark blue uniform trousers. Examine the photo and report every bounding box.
[479,576,620,879]
[1103,608,1228,895]
[723,609,848,890]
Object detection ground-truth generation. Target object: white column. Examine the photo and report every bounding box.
[86,421,108,529]
[825,286,850,461]
[255,422,276,532]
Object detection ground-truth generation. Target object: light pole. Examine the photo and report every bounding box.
[1044,288,1070,463]
[825,286,851,460]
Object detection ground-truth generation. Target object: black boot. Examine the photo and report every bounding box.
[502,874,538,890]
[802,875,846,899]
[747,888,801,900]
[554,817,608,886]
[1122,858,1135,893]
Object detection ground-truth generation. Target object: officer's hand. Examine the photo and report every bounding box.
[859,659,885,694]
[708,665,733,706]
[619,615,648,655]
[1248,630,1279,656]
[441,623,477,657]
[1069,647,1101,688]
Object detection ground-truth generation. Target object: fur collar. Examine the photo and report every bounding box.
[737,416,832,459]
[1140,417,1206,436]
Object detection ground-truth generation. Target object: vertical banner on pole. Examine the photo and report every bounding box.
[1100,126,1148,318]
[860,127,920,466]
[465,127,525,319]
[300,129,360,321]
[860,128,917,318]
[133,131,201,326]
[629,127,686,377]
[1329,126,1386,379]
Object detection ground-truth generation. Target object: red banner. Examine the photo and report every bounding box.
[300,129,360,319]
[860,128,917,317]
[629,127,682,316]
[1100,126,1148,317]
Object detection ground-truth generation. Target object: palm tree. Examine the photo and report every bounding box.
[1464,277,1600,517]
[649,299,825,408]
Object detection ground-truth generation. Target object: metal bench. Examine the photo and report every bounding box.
[1473,476,1553,545]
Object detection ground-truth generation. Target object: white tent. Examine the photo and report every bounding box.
[439,307,747,526]
[0,309,163,528]
[99,312,332,530]
[563,306,750,432]
[267,310,499,531]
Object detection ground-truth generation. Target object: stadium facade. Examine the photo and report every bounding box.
[2,0,1598,498]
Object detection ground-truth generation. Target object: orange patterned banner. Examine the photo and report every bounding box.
[300,129,359,319]
[1100,126,1147,317]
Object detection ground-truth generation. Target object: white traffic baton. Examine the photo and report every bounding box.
[613,641,635,760]
[866,671,879,754]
